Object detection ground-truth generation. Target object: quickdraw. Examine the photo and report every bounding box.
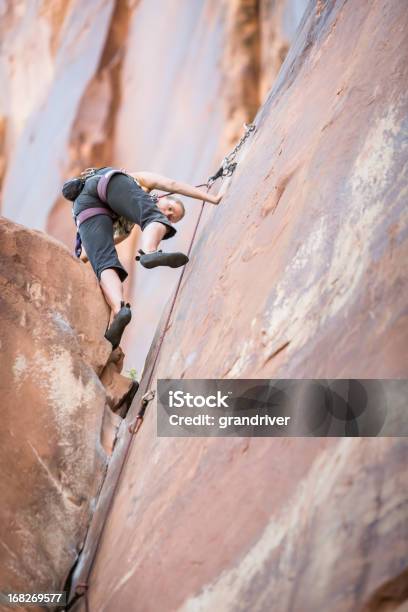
[154,122,256,197]
[208,122,256,186]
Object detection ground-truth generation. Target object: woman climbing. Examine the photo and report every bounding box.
[63,167,221,349]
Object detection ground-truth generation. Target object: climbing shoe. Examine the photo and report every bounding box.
[136,249,189,269]
[104,301,132,350]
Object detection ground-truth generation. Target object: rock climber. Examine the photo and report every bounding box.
[63,167,221,350]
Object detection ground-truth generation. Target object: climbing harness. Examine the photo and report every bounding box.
[66,121,256,609]
[71,168,126,258]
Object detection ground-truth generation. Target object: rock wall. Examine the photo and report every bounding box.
[0,217,133,603]
[2,1,407,610]
[111,0,308,376]
[69,1,408,610]
[0,0,307,377]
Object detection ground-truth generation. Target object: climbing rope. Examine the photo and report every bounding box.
[67,122,256,609]
[128,123,256,427]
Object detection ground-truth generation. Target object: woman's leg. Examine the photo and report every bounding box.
[78,215,129,326]
[100,268,124,316]
[140,221,167,252]
[99,267,132,349]
[77,214,131,348]
[106,174,176,242]
[106,175,186,269]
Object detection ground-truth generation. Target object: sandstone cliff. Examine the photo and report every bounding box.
[0,218,135,606]
[67,1,408,611]
[0,0,307,376]
[0,1,407,611]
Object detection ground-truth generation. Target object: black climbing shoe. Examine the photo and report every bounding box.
[136,249,189,269]
[104,301,132,350]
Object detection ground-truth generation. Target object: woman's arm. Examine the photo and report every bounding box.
[130,171,222,205]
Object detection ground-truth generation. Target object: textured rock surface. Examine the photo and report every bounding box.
[99,348,134,412]
[0,0,307,376]
[0,217,112,598]
[70,1,408,610]
[114,0,307,375]
[150,0,408,380]
[76,436,407,612]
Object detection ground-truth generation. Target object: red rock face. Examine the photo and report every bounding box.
[0,218,109,595]
[114,0,306,375]
[0,218,133,596]
[150,0,408,380]
[0,0,304,378]
[68,2,408,611]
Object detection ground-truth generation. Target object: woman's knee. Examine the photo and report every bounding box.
[99,265,128,283]
[142,221,167,237]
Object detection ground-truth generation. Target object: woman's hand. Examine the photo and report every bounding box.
[133,171,224,205]
[206,192,223,205]
[209,192,224,205]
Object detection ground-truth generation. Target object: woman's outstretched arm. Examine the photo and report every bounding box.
[130,171,222,205]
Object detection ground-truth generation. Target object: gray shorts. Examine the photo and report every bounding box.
[73,172,176,282]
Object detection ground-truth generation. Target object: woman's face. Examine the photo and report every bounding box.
[157,197,184,223]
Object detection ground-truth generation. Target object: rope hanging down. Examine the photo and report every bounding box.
[129,122,257,427]
[67,121,256,610]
